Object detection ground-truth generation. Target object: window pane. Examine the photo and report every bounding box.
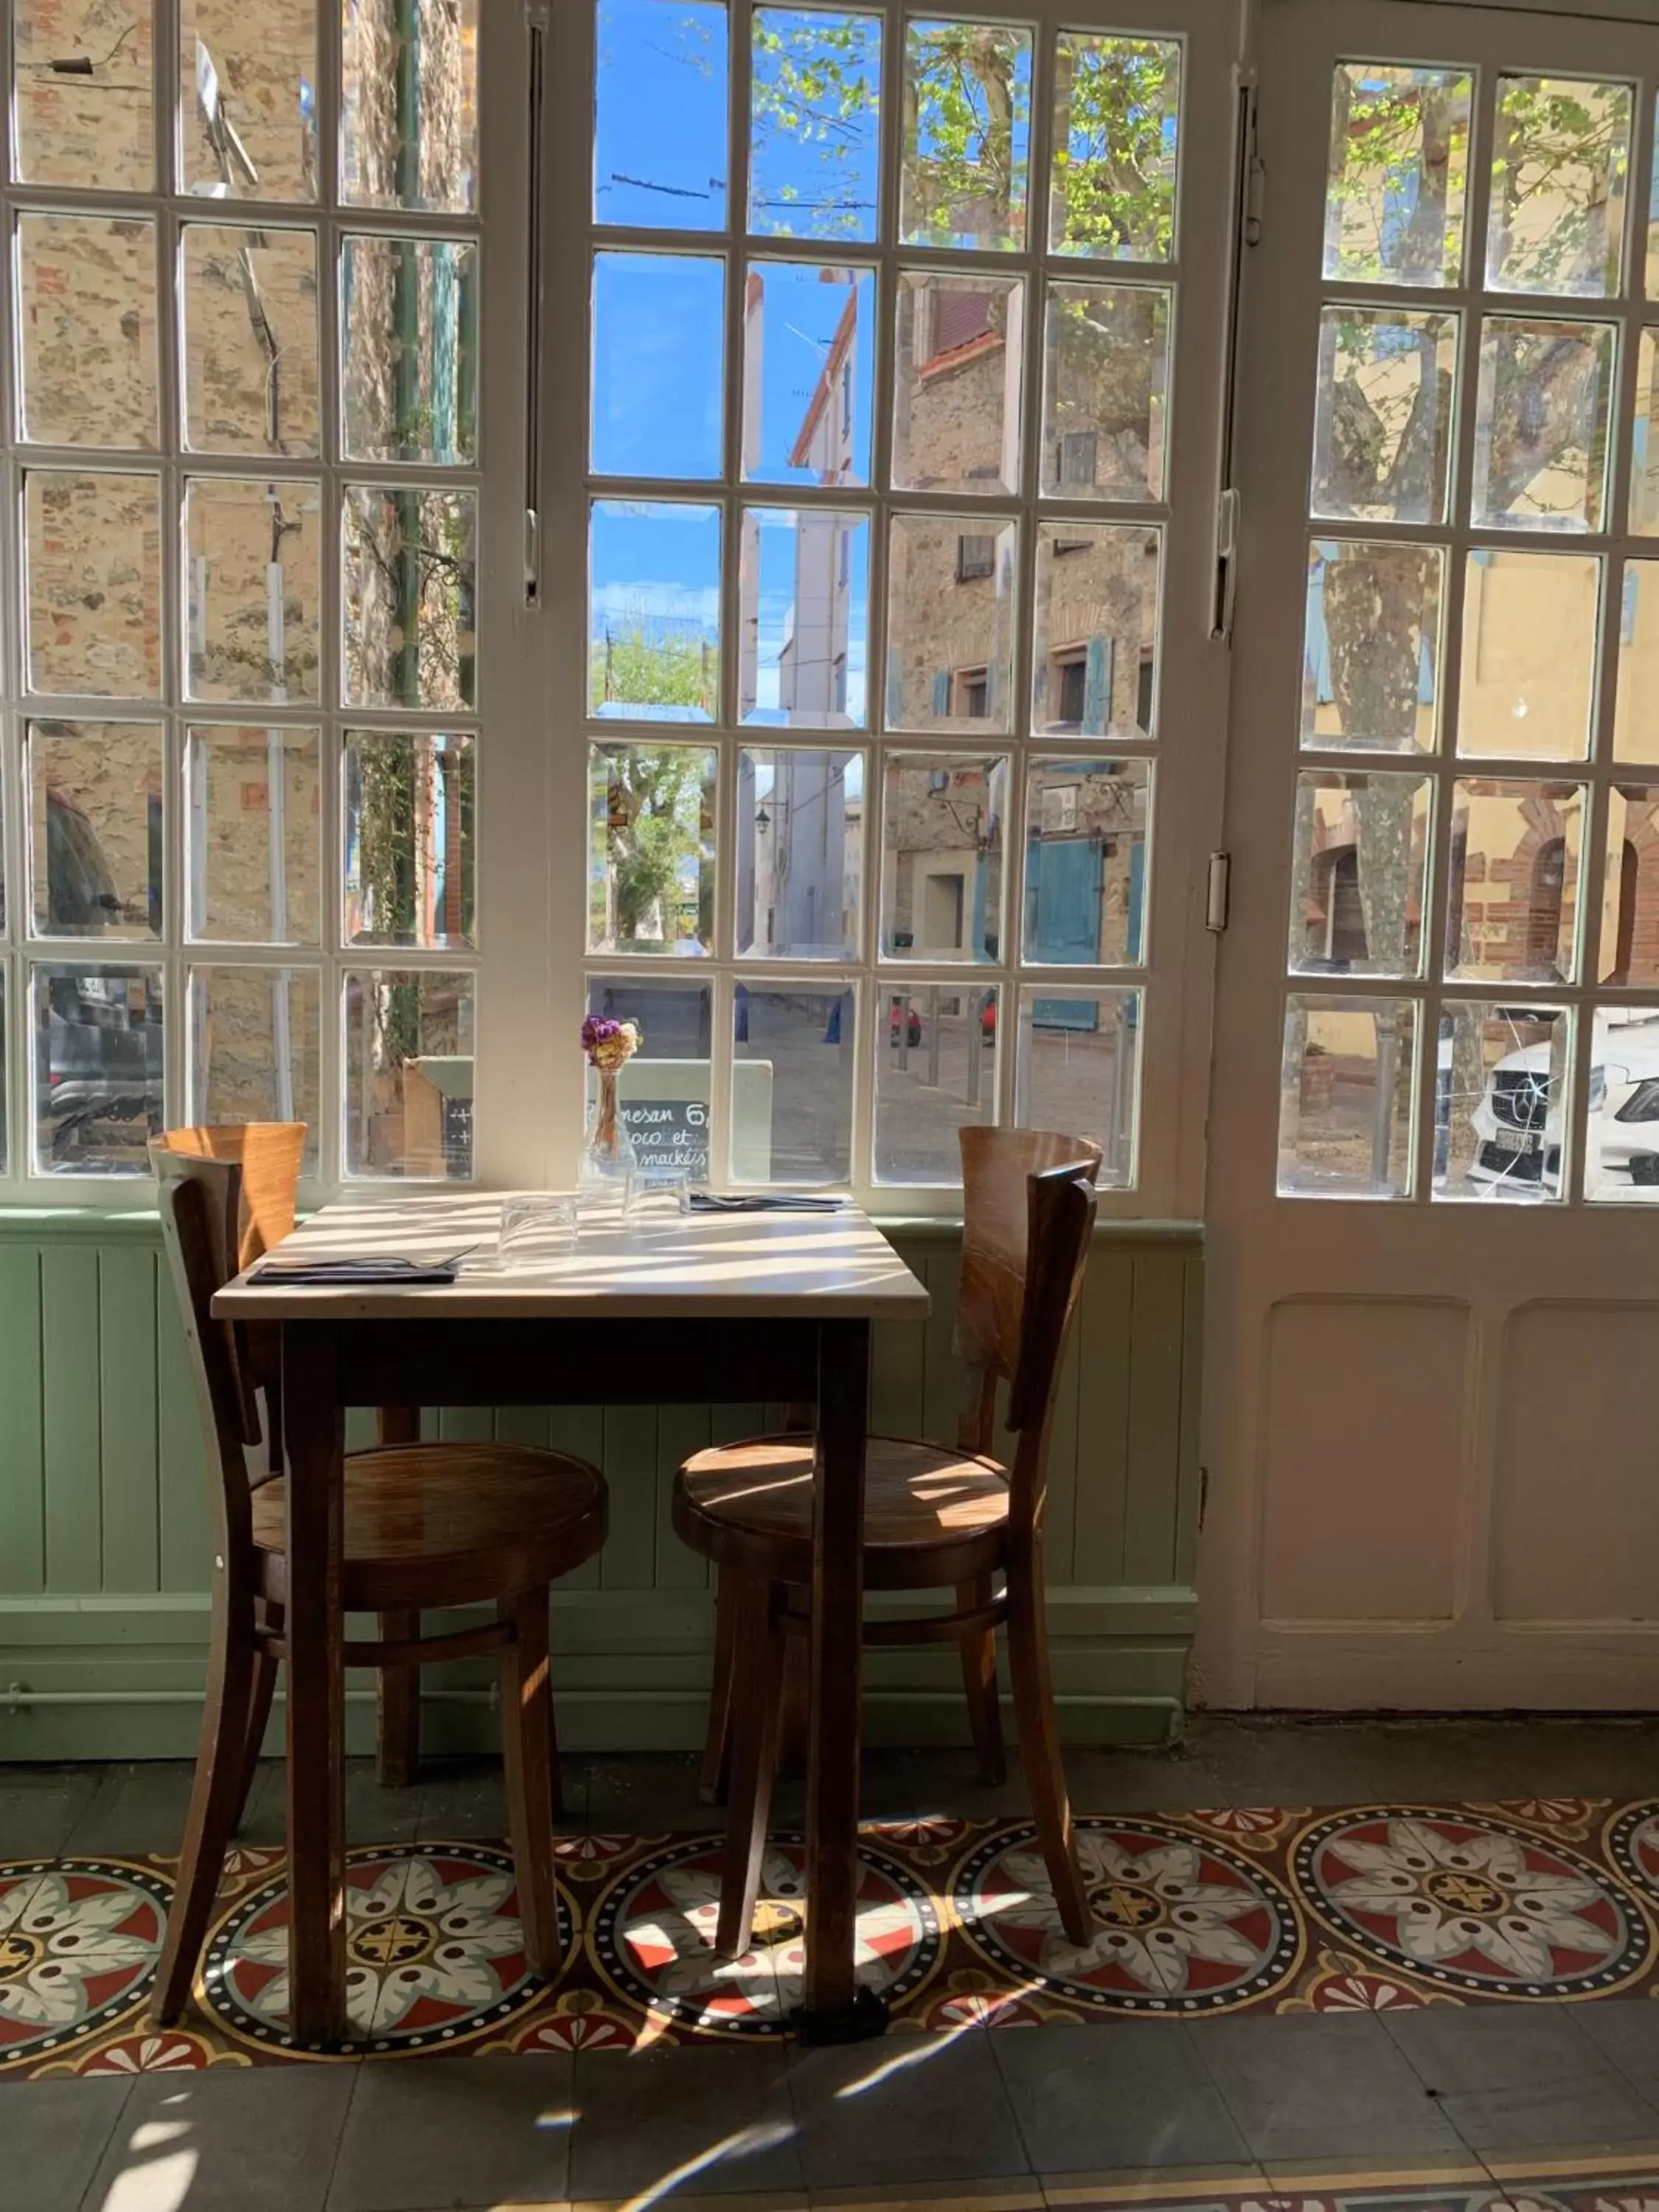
[739,507,868,728]
[29,720,161,941]
[1040,282,1170,504]
[879,751,1007,962]
[1050,32,1179,262]
[32,961,164,1175]
[591,253,725,480]
[343,485,476,710]
[585,977,714,1183]
[737,746,862,958]
[1445,778,1587,984]
[17,214,159,450]
[1023,757,1150,966]
[596,0,727,231]
[344,731,474,948]
[750,6,881,243]
[1457,551,1599,762]
[1324,63,1470,288]
[741,262,873,487]
[1472,318,1613,534]
[185,724,321,943]
[1016,985,1139,1186]
[1615,559,1659,763]
[1433,1002,1571,1203]
[590,500,720,722]
[13,0,154,192]
[1632,330,1659,537]
[874,981,998,1183]
[1601,787,1659,987]
[343,968,474,1178]
[1303,540,1442,754]
[1032,524,1159,740]
[185,476,322,705]
[181,224,320,457]
[1311,307,1457,526]
[1585,1008,1659,1201]
[733,984,855,1183]
[1487,75,1631,299]
[588,742,716,956]
[1279,995,1417,1200]
[189,965,320,1165]
[24,471,162,700]
[341,0,476,213]
[900,18,1030,251]
[1649,96,1659,300]
[1287,770,1430,980]
[892,272,1022,495]
[342,234,478,464]
[181,0,318,202]
[885,514,1016,734]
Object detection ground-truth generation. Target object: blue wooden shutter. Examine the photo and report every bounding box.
[1082,637,1112,734]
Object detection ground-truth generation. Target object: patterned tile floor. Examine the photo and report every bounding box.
[8,1724,1659,2211]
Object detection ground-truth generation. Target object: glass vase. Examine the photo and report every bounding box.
[580,1065,638,1196]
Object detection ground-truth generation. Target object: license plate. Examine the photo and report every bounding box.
[1492,1127,1540,1155]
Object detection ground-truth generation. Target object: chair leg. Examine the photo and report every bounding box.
[958,1576,1007,1787]
[152,1588,258,2025]
[1005,1545,1092,1946]
[500,1587,562,1978]
[775,1585,811,1778]
[699,1569,737,1806]
[377,1612,421,1789]
[715,1578,785,1961]
[229,1641,279,1837]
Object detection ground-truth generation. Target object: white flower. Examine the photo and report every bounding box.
[0,1874,159,2029]
[987,1834,1267,1994]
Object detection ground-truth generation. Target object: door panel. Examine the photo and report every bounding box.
[1200,0,1659,1710]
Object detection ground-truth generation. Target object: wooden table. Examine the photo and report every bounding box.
[212,1192,930,2046]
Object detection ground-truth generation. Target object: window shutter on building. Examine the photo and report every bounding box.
[931,669,951,716]
[1082,636,1112,734]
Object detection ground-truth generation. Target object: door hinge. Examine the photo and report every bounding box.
[1197,1466,1210,1531]
[1206,853,1231,933]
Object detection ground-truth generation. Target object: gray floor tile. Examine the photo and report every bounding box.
[1575,1997,1659,2089]
[1194,2011,1464,2161]
[908,1749,1033,1823]
[783,2026,1030,2188]
[580,1753,712,1834]
[0,1767,104,1862]
[61,1763,198,1857]
[1439,2068,1659,2153]
[327,2053,574,2212]
[570,2042,801,2201]
[0,2076,131,2212]
[990,2020,1250,2174]
[1063,1747,1235,1816]
[1470,1720,1659,1803]
[82,2065,355,2212]
[1384,2001,1606,2095]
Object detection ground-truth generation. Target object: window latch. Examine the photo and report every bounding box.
[1206,852,1231,934]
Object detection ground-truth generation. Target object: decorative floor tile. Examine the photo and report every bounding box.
[5,1798,1659,2077]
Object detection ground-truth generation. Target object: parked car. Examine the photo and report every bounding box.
[1461,1010,1659,1200]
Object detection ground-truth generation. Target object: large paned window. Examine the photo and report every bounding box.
[1279,59,1659,1205]
[0,0,481,1185]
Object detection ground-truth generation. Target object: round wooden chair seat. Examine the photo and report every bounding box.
[252,1444,607,1611]
[675,1433,1010,1590]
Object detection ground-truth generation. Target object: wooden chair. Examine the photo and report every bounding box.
[156,1123,438,1789]
[149,1146,607,2023]
[674,1127,1101,1959]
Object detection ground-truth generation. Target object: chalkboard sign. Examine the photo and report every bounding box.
[619,1095,709,1181]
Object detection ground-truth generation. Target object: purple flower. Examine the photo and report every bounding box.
[581,1016,622,1052]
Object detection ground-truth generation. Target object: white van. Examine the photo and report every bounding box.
[1461,1010,1659,1200]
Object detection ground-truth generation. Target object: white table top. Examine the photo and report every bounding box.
[211,1192,931,1323]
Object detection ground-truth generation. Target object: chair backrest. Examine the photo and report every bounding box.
[153,1123,304,1273]
[956,1127,1101,1528]
[151,1147,258,1564]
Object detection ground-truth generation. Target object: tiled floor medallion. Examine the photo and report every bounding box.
[199,1843,564,2056]
[588,1834,942,2035]
[0,1860,169,2067]
[951,1817,1303,2013]
[1295,1808,1650,1997]
[1606,1801,1659,1908]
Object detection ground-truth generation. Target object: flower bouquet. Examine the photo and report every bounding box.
[580,1016,641,1192]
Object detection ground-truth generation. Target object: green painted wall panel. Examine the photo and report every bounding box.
[156,1267,210,1591]
[1071,1251,1135,1586]
[652,1406,712,1590]
[1123,1251,1189,1587]
[41,1247,101,1593]
[0,1248,44,1593]
[98,1246,159,1595]
[599,1405,658,1589]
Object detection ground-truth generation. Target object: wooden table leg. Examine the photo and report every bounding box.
[798,1317,883,2041]
[282,1322,348,2045]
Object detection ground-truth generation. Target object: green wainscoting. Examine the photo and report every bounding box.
[0,1212,1202,1760]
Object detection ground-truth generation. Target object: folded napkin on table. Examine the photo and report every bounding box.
[687,1194,844,1214]
[248,1250,472,1285]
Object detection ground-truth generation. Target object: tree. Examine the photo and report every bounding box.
[595,744,714,949]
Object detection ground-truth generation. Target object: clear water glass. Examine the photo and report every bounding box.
[497,1192,580,1265]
